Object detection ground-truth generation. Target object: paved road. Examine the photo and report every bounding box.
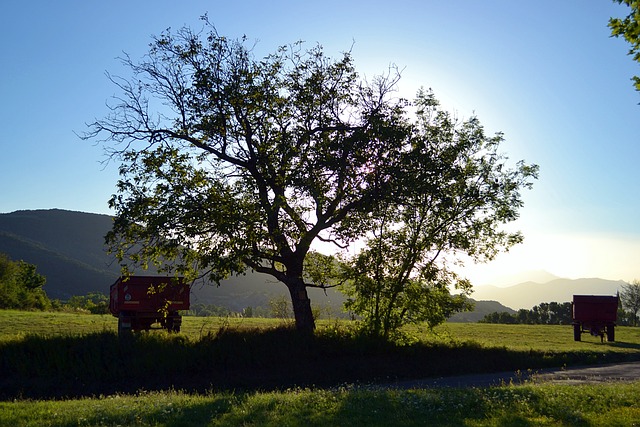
[533,361,640,385]
[385,361,640,389]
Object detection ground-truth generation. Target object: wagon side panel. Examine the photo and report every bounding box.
[572,295,618,323]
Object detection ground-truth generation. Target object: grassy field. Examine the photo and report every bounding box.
[4,309,640,354]
[432,322,640,353]
[0,309,280,341]
[2,310,640,426]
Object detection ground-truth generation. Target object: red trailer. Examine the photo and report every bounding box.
[572,294,618,342]
[109,276,190,334]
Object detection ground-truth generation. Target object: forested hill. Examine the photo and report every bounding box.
[0,209,119,299]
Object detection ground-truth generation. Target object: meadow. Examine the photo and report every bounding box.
[2,310,640,426]
[5,309,640,352]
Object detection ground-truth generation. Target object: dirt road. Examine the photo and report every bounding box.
[387,361,640,389]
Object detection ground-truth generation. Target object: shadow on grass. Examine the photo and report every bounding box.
[608,341,640,350]
[2,327,640,400]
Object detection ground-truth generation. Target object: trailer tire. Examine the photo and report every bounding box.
[138,319,153,331]
[573,324,581,341]
[607,324,615,342]
[166,314,181,333]
[118,313,132,336]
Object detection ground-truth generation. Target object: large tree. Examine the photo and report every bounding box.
[85,19,536,333]
[609,0,640,93]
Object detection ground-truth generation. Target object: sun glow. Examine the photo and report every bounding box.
[463,232,640,286]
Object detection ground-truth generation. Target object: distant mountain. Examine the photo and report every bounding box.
[481,270,561,287]
[448,299,516,323]
[0,209,345,313]
[472,277,626,310]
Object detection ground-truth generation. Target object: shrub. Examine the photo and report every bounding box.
[0,253,50,310]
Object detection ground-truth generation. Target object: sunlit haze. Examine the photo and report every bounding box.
[1,1,638,285]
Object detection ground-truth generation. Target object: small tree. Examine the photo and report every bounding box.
[242,306,254,318]
[621,280,640,326]
[341,91,536,338]
[0,254,50,310]
[269,295,293,321]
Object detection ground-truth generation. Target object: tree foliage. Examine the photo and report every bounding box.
[0,253,50,310]
[610,0,640,92]
[85,18,536,334]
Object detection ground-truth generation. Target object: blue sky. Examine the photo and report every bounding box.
[1,1,638,284]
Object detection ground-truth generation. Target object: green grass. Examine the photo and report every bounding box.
[3,310,640,399]
[431,322,640,353]
[0,309,283,340]
[2,383,640,426]
[4,309,640,354]
[0,310,115,340]
[3,310,640,426]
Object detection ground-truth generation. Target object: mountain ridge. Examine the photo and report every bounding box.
[472,277,626,310]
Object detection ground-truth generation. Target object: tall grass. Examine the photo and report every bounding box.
[3,310,640,398]
[0,309,281,340]
[3,310,640,425]
[3,321,640,400]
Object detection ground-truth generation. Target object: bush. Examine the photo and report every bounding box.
[0,253,50,310]
[64,292,110,314]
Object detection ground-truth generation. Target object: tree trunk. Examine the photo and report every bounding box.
[287,278,315,334]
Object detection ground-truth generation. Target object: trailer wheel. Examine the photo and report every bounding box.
[118,313,132,336]
[573,324,581,341]
[166,314,181,333]
[606,325,615,342]
[171,320,181,333]
[137,319,153,331]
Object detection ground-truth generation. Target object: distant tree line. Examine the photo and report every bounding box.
[481,302,573,325]
[186,297,342,320]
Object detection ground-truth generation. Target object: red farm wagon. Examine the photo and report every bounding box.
[109,276,190,334]
[572,294,618,342]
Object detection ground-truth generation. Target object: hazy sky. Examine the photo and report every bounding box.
[1,1,638,284]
